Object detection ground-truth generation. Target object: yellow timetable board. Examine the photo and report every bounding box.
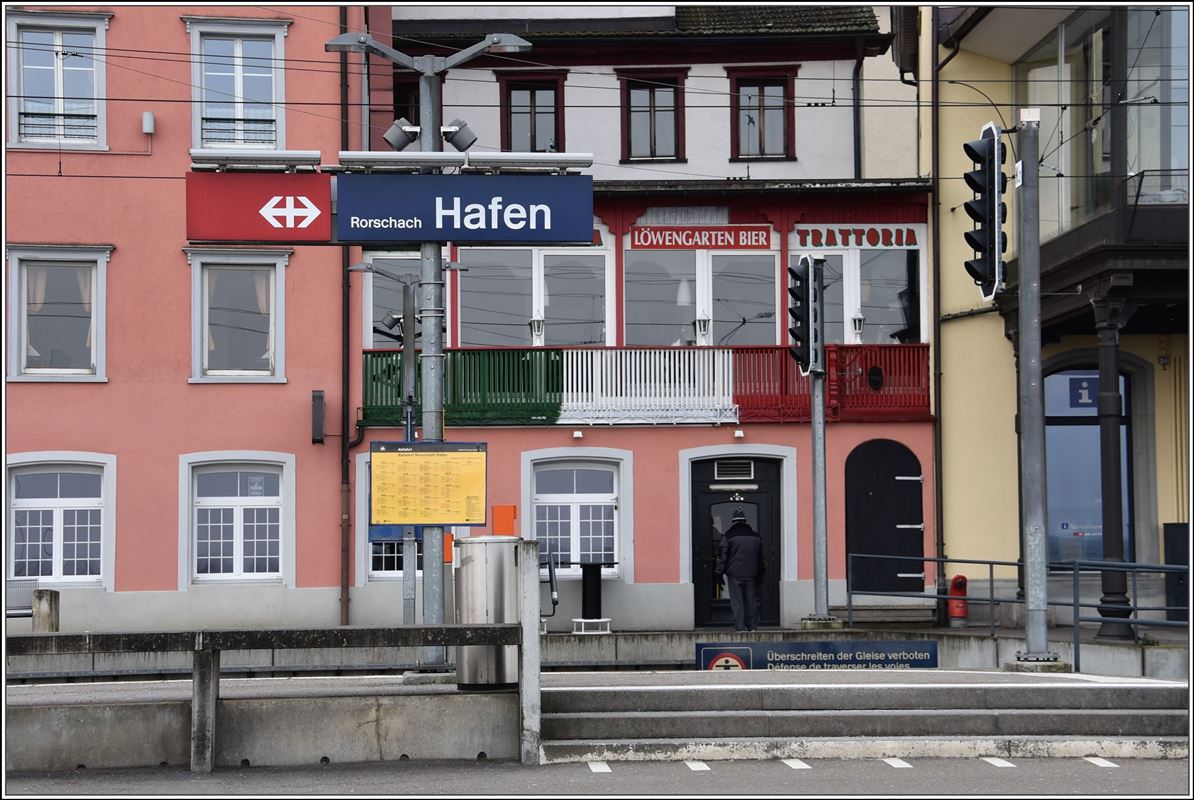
[370,442,487,526]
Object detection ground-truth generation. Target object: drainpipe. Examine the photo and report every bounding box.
[339,6,352,626]
[853,39,864,179]
[930,7,948,621]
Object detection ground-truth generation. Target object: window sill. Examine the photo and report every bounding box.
[191,576,284,585]
[189,375,287,384]
[17,578,104,587]
[8,374,107,383]
[730,156,797,163]
[8,142,109,152]
[619,158,687,164]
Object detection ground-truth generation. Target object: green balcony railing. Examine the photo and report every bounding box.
[361,344,930,428]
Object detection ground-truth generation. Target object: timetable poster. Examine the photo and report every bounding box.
[370,442,487,526]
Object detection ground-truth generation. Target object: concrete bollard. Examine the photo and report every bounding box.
[31,589,59,633]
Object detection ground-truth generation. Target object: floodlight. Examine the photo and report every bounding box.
[383,117,420,151]
[442,119,478,152]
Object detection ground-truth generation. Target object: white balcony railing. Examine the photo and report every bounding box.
[561,347,737,425]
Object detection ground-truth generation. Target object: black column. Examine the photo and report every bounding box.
[1092,298,1133,639]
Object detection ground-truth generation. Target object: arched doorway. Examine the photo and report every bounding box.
[845,439,924,592]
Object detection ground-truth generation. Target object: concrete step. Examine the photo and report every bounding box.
[542,683,1188,713]
[830,606,937,626]
[541,708,1190,740]
[540,735,1191,763]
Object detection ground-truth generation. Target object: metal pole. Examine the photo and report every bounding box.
[418,63,446,665]
[810,257,832,620]
[1015,110,1057,662]
[518,538,542,765]
[402,281,417,625]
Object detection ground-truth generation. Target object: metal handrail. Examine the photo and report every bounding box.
[845,552,1189,672]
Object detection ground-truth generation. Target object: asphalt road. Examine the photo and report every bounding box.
[5,756,1189,796]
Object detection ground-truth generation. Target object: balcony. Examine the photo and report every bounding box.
[361,344,931,428]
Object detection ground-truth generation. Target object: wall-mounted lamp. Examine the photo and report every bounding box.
[851,312,866,338]
[529,318,545,338]
[572,430,584,439]
[695,317,711,339]
[733,429,745,439]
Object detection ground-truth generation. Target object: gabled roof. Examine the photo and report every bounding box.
[675,5,879,35]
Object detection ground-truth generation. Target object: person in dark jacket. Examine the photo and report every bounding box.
[715,507,765,631]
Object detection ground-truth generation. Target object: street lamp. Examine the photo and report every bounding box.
[326,31,532,657]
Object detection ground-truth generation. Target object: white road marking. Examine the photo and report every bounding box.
[1084,757,1119,768]
[685,760,711,771]
[982,757,1016,768]
[588,761,612,773]
[782,758,811,770]
[883,758,913,769]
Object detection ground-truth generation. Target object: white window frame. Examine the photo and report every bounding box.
[790,223,928,345]
[457,246,613,347]
[178,451,295,589]
[6,451,117,590]
[6,10,110,150]
[6,245,111,382]
[186,248,290,383]
[521,448,635,582]
[184,16,290,150]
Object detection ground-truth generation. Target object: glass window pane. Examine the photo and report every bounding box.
[458,250,533,347]
[858,250,919,343]
[370,258,420,348]
[535,504,571,568]
[543,254,604,346]
[1046,423,1132,562]
[1044,370,1127,417]
[655,108,676,157]
[625,250,698,346]
[630,110,651,157]
[535,110,555,151]
[629,86,649,110]
[196,471,239,497]
[535,468,574,494]
[510,110,531,151]
[25,263,93,371]
[206,267,271,372]
[574,469,613,494]
[59,472,101,498]
[711,255,776,346]
[239,471,279,497]
[14,472,58,499]
[814,254,845,345]
[763,108,784,155]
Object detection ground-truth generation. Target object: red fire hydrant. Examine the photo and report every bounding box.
[947,574,969,627]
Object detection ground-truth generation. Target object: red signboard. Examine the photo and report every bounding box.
[186,172,332,242]
[629,225,772,249]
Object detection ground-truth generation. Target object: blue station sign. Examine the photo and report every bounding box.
[337,174,594,243]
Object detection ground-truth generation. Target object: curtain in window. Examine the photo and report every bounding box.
[26,265,47,313]
[76,267,93,347]
[253,270,271,359]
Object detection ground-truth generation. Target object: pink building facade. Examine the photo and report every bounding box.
[6,5,936,633]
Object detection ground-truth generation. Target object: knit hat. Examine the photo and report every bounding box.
[731,507,747,523]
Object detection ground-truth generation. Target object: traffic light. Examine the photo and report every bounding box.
[962,121,1007,301]
[787,255,822,376]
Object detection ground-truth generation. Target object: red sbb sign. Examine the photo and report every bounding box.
[186,172,332,242]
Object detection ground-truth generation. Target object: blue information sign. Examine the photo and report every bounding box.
[696,640,938,670]
[337,174,593,243]
[1069,376,1097,408]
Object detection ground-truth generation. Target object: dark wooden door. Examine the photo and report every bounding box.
[845,440,924,593]
[692,457,781,627]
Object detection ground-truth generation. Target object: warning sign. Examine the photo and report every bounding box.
[697,645,753,670]
[370,441,487,526]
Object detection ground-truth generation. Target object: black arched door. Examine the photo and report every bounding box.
[692,457,781,627]
[845,440,924,592]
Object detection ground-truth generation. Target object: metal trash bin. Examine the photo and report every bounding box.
[455,535,519,690]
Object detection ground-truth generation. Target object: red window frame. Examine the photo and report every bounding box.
[496,71,567,152]
[615,67,689,162]
[726,65,798,161]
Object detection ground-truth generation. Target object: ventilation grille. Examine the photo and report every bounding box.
[715,459,754,480]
